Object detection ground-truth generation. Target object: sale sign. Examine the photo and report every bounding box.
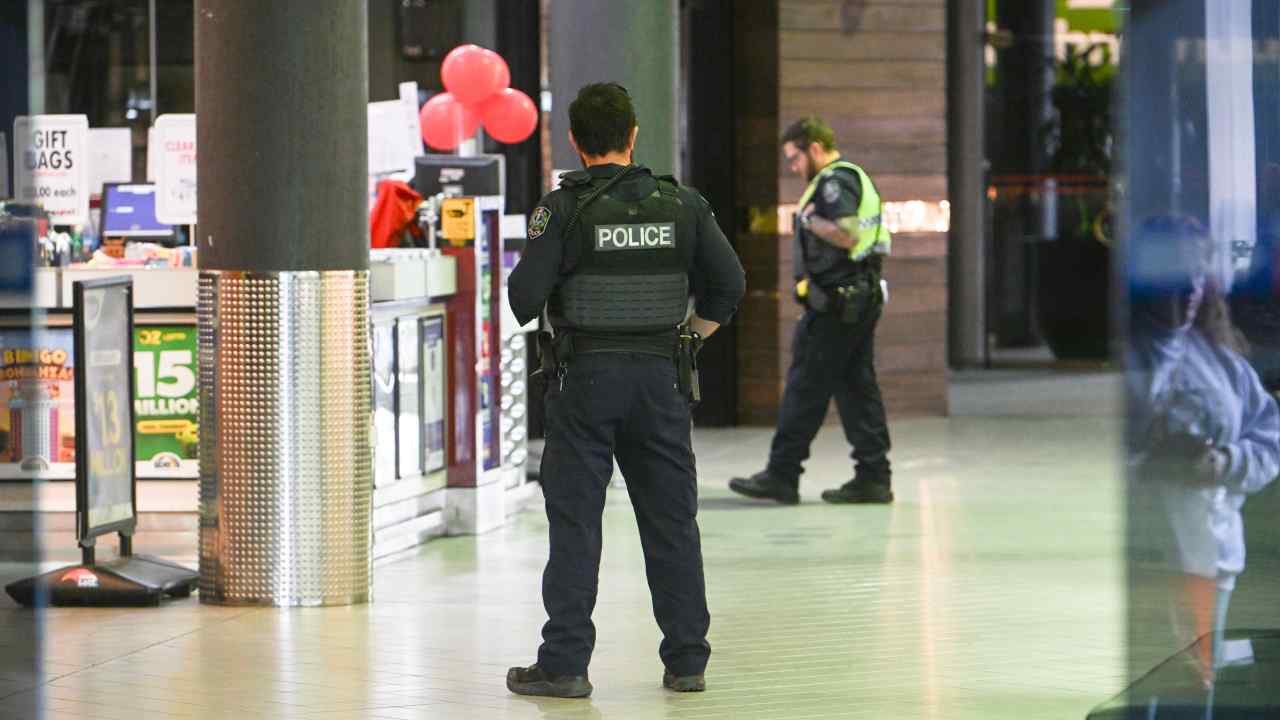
[13,115,90,225]
[154,114,197,225]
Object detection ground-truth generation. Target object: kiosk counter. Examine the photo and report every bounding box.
[0,250,480,562]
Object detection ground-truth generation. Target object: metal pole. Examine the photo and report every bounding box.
[27,0,44,114]
[148,0,157,120]
[948,0,988,367]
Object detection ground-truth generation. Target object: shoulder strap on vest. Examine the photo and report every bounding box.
[655,175,682,200]
[825,160,862,175]
[798,160,870,209]
[558,170,592,189]
[563,166,641,237]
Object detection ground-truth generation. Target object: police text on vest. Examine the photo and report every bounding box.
[594,223,676,252]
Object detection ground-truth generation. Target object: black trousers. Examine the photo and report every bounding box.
[537,352,711,677]
[767,307,892,487]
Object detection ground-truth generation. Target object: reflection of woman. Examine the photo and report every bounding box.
[1127,216,1280,684]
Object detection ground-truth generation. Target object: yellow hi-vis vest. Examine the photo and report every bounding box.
[797,160,892,262]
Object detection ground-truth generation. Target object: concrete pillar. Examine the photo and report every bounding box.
[948,0,987,366]
[195,0,373,606]
[548,0,679,175]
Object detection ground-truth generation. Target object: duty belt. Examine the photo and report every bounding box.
[534,328,700,405]
[557,330,678,361]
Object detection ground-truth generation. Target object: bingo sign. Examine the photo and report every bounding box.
[13,115,90,225]
[154,114,197,225]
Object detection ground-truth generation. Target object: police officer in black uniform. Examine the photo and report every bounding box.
[729,116,894,506]
[505,83,745,698]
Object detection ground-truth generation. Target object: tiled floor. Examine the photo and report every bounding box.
[0,372,1128,719]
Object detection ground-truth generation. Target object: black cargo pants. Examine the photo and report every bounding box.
[536,352,711,678]
[766,305,892,488]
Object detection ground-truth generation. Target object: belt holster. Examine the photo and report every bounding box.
[535,331,574,377]
[832,274,883,325]
[804,281,833,314]
[676,329,703,406]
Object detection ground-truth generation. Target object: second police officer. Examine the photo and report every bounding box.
[505,82,746,698]
[730,116,895,506]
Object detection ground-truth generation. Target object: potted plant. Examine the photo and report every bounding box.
[1036,42,1115,360]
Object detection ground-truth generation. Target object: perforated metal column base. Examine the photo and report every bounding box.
[197,271,373,606]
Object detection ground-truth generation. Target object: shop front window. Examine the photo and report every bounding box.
[985,0,1119,362]
[37,0,193,181]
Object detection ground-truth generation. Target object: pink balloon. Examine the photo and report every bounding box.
[419,92,480,151]
[441,45,510,106]
[480,88,538,145]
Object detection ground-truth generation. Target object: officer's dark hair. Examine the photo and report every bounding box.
[568,82,637,157]
[781,116,836,152]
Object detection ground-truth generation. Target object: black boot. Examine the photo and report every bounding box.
[728,471,800,505]
[506,664,593,698]
[663,670,706,692]
[821,478,893,505]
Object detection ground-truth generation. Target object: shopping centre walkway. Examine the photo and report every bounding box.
[0,371,1127,719]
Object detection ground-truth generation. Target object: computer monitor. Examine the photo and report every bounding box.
[100,183,175,242]
[413,154,504,198]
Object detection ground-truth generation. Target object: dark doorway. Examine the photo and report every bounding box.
[681,0,739,426]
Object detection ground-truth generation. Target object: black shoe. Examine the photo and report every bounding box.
[728,471,799,505]
[506,664,593,698]
[663,670,706,693]
[821,479,893,504]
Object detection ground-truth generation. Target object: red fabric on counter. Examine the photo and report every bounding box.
[369,180,423,249]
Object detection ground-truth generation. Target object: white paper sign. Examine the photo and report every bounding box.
[13,114,90,225]
[368,100,416,176]
[87,128,133,194]
[153,114,197,225]
[399,81,425,159]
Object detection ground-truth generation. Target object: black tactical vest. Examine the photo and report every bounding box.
[549,174,694,338]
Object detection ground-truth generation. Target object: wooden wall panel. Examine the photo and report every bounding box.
[781,31,946,61]
[780,4,947,33]
[784,60,946,90]
[733,0,784,424]
[781,174,949,203]
[781,0,947,420]
[738,0,948,423]
[782,88,947,118]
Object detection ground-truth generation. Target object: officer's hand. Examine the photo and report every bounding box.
[798,203,817,228]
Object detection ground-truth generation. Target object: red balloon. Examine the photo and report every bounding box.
[480,89,539,145]
[441,45,510,106]
[419,92,480,151]
[494,55,511,96]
